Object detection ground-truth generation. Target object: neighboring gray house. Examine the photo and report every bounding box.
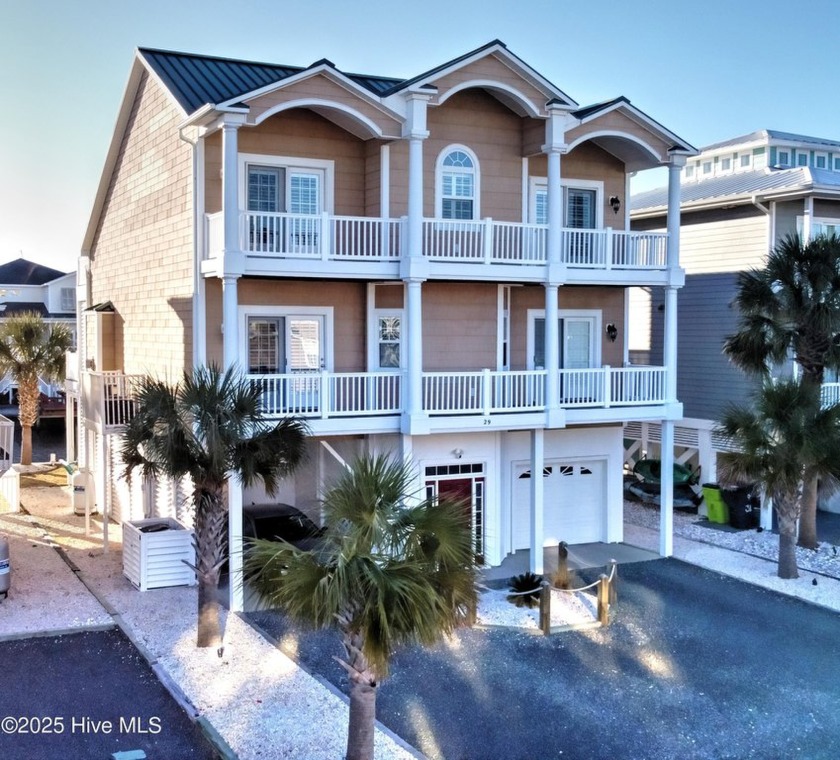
[630,130,840,426]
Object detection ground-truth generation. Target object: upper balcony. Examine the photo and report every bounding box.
[203,211,669,286]
[87,365,670,436]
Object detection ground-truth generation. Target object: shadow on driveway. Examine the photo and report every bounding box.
[0,628,217,760]
[248,558,840,760]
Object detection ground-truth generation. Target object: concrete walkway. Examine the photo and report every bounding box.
[2,478,839,758]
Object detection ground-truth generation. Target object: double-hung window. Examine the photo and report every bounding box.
[438,147,478,220]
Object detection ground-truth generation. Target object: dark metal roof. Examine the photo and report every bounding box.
[572,96,629,121]
[631,167,840,213]
[0,258,69,286]
[139,48,403,114]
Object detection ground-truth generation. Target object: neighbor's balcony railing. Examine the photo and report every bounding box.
[822,383,840,408]
[205,212,668,270]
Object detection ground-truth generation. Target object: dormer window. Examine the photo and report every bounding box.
[815,153,828,169]
[685,165,695,179]
[740,154,751,169]
[777,150,791,167]
[702,161,712,175]
[720,157,731,172]
[797,152,809,167]
[437,146,479,220]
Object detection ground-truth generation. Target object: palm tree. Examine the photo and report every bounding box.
[122,364,308,648]
[246,454,478,760]
[717,379,840,578]
[0,312,73,465]
[724,232,840,548]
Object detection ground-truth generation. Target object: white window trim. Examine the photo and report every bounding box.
[719,156,732,173]
[776,149,791,167]
[435,144,480,220]
[527,177,605,228]
[738,153,752,170]
[525,308,602,370]
[796,152,809,167]
[238,305,334,372]
[834,156,840,172]
[368,308,405,371]
[814,152,828,169]
[238,153,335,213]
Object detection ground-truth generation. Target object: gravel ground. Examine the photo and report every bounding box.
[624,499,840,580]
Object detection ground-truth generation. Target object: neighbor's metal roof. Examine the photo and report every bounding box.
[139,48,402,114]
[702,129,840,153]
[631,167,840,214]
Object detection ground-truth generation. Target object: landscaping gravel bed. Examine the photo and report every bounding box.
[624,499,840,579]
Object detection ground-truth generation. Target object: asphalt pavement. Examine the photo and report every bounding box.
[248,558,840,760]
[0,628,218,760]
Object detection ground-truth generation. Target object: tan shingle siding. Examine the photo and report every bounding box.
[89,71,194,378]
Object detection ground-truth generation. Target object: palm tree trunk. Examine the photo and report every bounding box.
[339,621,377,760]
[194,490,227,648]
[797,473,819,550]
[776,506,800,580]
[346,673,377,760]
[18,375,39,466]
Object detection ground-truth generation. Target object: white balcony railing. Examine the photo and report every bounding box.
[247,371,402,418]
[205,212,667,271]
[84,367,667,427]
[558,366,667,408]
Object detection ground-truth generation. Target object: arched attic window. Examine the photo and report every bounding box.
[436,146,480,220]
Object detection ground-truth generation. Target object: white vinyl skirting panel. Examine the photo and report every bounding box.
[122,518,196,591]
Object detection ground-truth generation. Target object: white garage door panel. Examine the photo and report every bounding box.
[513,460,605,548]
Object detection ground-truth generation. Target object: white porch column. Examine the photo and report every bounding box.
[401,92,431,435]
[544,284,560,422]
[660,420,675,556]
[664,285,678,403]
[664,155,685,405]
[802,197,814,242]
[222,275,240,370]
[529,428,545,574]
[543,105,568,267]
[380,144,390,220]
[228,475,244,612]
[221,120,241,267]
[403,279,426,433]
[666,156,685,270]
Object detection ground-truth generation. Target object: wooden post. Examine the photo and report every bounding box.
[608,560,618,605]
[539,580,551,635]
[597,574,610,626]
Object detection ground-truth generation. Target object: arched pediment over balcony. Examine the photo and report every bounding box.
[566,97,696,171]
[240,70,403,140]
[386,41,577,119]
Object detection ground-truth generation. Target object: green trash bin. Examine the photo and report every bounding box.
[702,483,729,524]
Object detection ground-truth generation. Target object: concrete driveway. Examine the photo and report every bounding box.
[248,558,840,760]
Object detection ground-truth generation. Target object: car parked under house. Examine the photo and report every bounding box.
[75,40,695,610]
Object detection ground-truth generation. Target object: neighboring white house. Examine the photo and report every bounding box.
[629,130,840,486]
[0,257,77,400]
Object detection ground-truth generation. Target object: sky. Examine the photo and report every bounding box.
[1,0,838,273]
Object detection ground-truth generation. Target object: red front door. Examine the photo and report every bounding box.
[436,478,482,563]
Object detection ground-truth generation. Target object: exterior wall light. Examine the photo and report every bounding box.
[609,196,621,215]
[605,323,618,342]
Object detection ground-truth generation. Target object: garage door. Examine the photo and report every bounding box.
[513,460,605,548]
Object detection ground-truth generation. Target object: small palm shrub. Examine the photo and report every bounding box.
[507,571,543,608]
